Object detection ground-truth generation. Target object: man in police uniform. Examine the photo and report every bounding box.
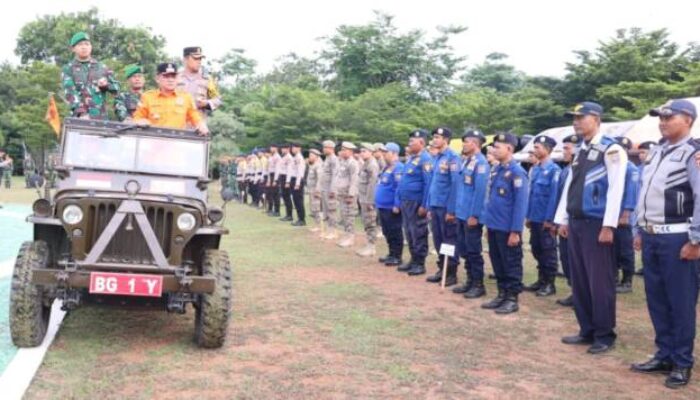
[114,64,145,121]
[524,136,561,297]
[397,130,433,276]
[334,142,360,248]
[277,144,294,221]
[307,149,324,232]
[178,47,222,121]
[555,102,627,355]
[266,144,282,216]
[481,133,529,314]
[453,129,490,298]
[614,137,639,293]
[288,143,307,226]
[556,134,580,307]
[426,127,461,287]
[356,143,380,257]
[320,141,340,240]
[375,143,405,265]
[631,99,699,388]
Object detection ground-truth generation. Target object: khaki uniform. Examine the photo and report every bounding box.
[177,70,222,123]
[333,157,360,234]
[307,160,324,224]
[358,158,380,244]
[321,154,340,229]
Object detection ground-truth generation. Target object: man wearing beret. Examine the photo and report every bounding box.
[397,129,434,276]
[114,64,145,121]
[334,142,361,248]
[632,99,700,388]
[613,137,639,294]
[356,143,380,257]
[555,134,581,307]
[307,149,324,232]
[61,32,120,120]
[524,135,561,297]
[133,63,209,135]
[178,47,222,121]
[481,133,529,314]
[426,127,462,287]
[555,102,627,354]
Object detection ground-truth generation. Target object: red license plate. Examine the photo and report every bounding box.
[89,272,163,297]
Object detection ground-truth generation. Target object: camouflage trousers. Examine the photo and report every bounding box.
[321,191,339,229]
[309,191,322,224]
[2,169,10,188]
[339,193,358,234]
[360,203,377,244]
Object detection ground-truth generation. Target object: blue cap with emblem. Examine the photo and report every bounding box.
[565,102,604,117]
[562,134,581,145]
[493,132,519,148]
[616,136,633,151]
[431,127,452,138]
[649,99,697,121]
[462,129,486,143]
[409,129,429,139]
[533,135,556,150]
[638,141,656,150]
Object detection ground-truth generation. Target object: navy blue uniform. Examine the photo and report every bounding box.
[526,159,561,280]
[482,160,529,294]
[427,148,461,278]
[398,150,433,267]
[614,162,638,279]
[376,162,404,259]
[557,165,572,286]
[455,152,490,284]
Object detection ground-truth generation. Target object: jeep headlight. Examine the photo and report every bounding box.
[62,205,83,225]
[177,212,196,231]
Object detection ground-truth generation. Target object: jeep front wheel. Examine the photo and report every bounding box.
[194,249,232,348]
[10,241,52,347]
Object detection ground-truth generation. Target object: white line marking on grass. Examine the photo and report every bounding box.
[0,300,66,400]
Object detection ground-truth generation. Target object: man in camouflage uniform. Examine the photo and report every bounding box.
[178,47,222,123]
[356,143,380,257]
[373,143,387,170]
[0,149,12,189]
[334,142,360,248]
[61,32,120,120]
[320,140,340,240]
[307,149,324,232]
[114,64,145,121]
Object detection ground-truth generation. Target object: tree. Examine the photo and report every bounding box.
[461,53,525,93]
[215,48,257,86]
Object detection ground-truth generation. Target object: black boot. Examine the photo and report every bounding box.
[378,255,391,263]
[443,264,458,287]
[481,290,505,309]
[464,281,486,299]
[407,263,426,276]
[524,272,544,292]
[665,366,692,389]
[616,274,633,294]
[279,216,293,222]
[536,277,556,297]
[426,268,443,283]
[452,280,472,294]
[556,294,574,307]
[291,220,306,227]
[397,261,414,272]
[384,256,401,267]
[494,292,519,314]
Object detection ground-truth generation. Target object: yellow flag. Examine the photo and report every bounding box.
[45,94,61,136]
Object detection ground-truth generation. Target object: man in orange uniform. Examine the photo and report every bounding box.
[133,63,209,136]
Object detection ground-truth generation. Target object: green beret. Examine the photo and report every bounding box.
[70,32,90,47]
[124,65,143,80]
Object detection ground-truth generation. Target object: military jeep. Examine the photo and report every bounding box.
[10,118,232,348]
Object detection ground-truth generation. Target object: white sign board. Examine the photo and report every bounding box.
[439,244,455,257]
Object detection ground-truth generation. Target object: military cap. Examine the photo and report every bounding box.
[183,46,205,58]
[562,134,581,144]
[341,141,357,150]
[70,32,90,47]
[616,136,633,150]
[533,135,556,150]
[649,99,697,121]
[269,143,279,148]
[431,127,452,138]
[374,143,386,152]
[124,64,143,80]
[279,143,290,149]
[409,129,429,139]
[638,141,656,150]
[157,63,178,75]
[309,148,321,156]
[565,101,604,117]
[385,142,400,153]
[462,129,486,143]
[493,132,519,148]
[322,140,336,148]
[290,142,302,148]
[360,142,374,152]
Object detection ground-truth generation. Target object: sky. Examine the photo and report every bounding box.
[2,0,699,77]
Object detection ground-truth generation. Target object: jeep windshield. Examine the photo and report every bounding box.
[62,130,207,177]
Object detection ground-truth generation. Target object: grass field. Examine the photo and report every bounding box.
[2,178,699,399]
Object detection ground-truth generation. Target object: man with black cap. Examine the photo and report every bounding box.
[61,31,120,120]
[425,127,461,287]
[178,46,222,120]
[453,129,490,298]
[397,129,433,276]
[555,101,627,355]
[133,63,209,135]
[632,99,699,389]
[288,142,307,226]
[524,135,561,297]
[114,64,145,121]
[277,143,294,221]
[267,144,282,217]
[613,136,639,294]
[555,134,581,307]
[481,132,529,314]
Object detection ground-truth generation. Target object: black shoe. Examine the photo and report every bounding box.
[397,262,414,272]
[426,271,442,283]
[561,335,594,345]
[524,279,544,292]
[630,358,673,375]
[378,255,391,263]
[291,220,306,227]
[494,294,519,314]
[407,265,426,276]
[272,212,281,217]
[452,281,472,294]
[444,276,457,287]
[279,216,293,222]
[488,273,497,280]
[535,281,556,297]
[481,291,506,309]
[384,257,401,266]
[665,366,692,389]
[616,279,633,294]
[464,283,486,299]
[587,342,614,354]
[556,294,574,307]
[556,271,566,278]
[635,268,645,276]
